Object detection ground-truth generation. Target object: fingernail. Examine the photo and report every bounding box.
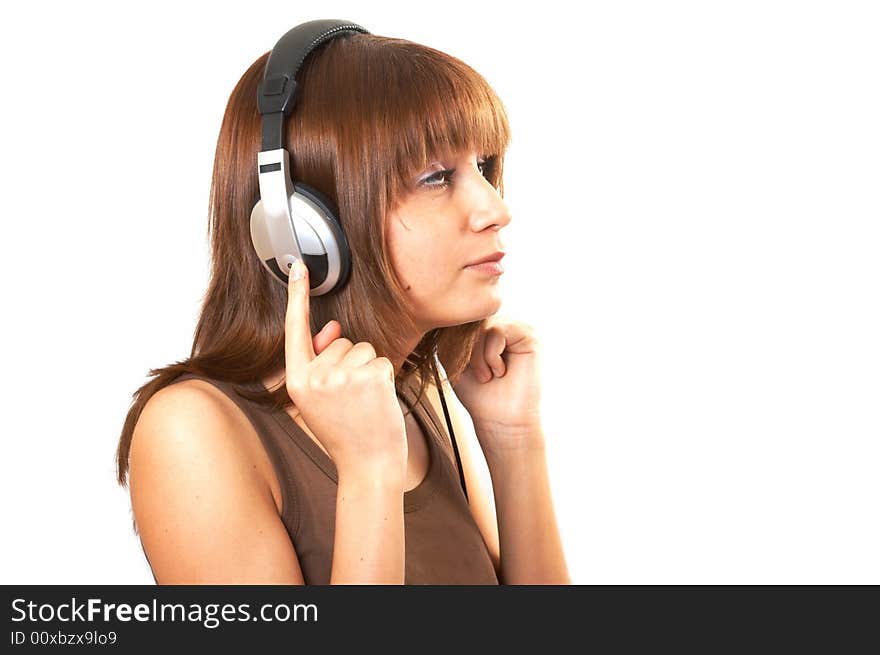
[289,259,304,282]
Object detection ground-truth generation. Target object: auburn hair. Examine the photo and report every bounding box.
[115,32,512,490]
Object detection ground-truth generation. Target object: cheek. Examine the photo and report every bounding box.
[389,229,457,290]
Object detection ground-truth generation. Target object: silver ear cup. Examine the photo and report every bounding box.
[250,184,350,295]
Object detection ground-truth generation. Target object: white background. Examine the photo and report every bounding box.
[1,0,877,584]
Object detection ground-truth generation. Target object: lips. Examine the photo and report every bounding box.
[465,251,506,267]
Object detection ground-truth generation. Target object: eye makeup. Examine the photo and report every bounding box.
[418,155,499,190]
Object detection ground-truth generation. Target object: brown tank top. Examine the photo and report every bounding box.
[160,372,499,585]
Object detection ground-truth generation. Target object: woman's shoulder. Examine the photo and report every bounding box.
[130,375,284,515]
[153,374,243,417]
[134,375,250,447]
[131,376,260,482]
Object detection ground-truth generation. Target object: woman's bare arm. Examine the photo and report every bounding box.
[331,462,405,584]
[482,429,571,585]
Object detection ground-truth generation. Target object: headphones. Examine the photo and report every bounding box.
[251,19,468,502]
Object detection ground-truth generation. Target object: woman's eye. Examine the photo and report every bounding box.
[421,157,496,190]
[423,169,455,188]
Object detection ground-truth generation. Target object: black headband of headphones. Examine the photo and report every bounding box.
[256,19,370,153]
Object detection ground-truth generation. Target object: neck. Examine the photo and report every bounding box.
[390,332,427,376]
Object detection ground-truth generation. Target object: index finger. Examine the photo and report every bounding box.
[284,258,316,373]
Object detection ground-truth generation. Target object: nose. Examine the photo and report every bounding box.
[468,181,513,232]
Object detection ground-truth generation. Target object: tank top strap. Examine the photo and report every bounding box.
[401,378,458,470]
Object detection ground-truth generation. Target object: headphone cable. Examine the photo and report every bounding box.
[433,363,468,503]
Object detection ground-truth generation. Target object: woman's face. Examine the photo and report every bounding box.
[386,150,512,332]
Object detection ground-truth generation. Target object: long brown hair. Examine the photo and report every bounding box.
[116,32,512,489]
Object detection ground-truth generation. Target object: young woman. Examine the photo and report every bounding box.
[116,21,569,585]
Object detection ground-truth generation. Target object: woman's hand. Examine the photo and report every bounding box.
[450,316,544,456]
[284,260,408,475]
